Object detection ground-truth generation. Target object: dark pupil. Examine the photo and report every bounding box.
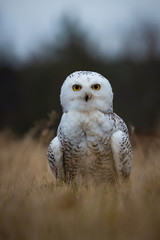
[75,85,79,89]
[94,85,98,89]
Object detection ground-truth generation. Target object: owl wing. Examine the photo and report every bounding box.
[111,129,132,180]
[47,136,64,180]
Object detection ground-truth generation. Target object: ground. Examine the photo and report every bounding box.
[0,129,160,240]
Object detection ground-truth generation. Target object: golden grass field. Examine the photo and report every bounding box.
[0,127,160,240]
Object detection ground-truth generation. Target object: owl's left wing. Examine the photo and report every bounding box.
[111,130,132,180]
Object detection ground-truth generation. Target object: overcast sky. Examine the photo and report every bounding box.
[0,0,160,60]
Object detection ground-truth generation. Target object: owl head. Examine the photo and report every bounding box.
[60,71,113,113]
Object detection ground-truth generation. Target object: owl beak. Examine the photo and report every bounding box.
[85,93,92,102]
[85,94,89,102]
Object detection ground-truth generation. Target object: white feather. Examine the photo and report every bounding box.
[47,71,132,183]
[111,130,132,178]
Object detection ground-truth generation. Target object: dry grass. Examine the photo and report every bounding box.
[0,130,160,240]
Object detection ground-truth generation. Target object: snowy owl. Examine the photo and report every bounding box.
[47,71,132,184]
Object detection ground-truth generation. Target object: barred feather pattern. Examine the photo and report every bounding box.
[54,111,132,183]
[47,145,58,177]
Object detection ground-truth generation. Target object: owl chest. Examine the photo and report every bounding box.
[60,113,116,182]
[61,114,113,156]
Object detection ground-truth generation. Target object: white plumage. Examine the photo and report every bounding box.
[47,71,132,184]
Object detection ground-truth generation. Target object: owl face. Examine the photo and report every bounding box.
[60,71,113,113]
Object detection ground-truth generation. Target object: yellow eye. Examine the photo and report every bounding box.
[72,84,82,91]
[91,84,101,91]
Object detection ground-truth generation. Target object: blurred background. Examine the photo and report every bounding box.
[0,0,160,135]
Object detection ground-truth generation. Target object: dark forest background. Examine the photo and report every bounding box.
[0,18,160,135]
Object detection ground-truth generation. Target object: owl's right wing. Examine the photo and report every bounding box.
[47,136,65,180]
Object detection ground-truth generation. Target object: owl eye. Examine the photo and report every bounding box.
[91,84,101,91]
[72,84,82,91]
